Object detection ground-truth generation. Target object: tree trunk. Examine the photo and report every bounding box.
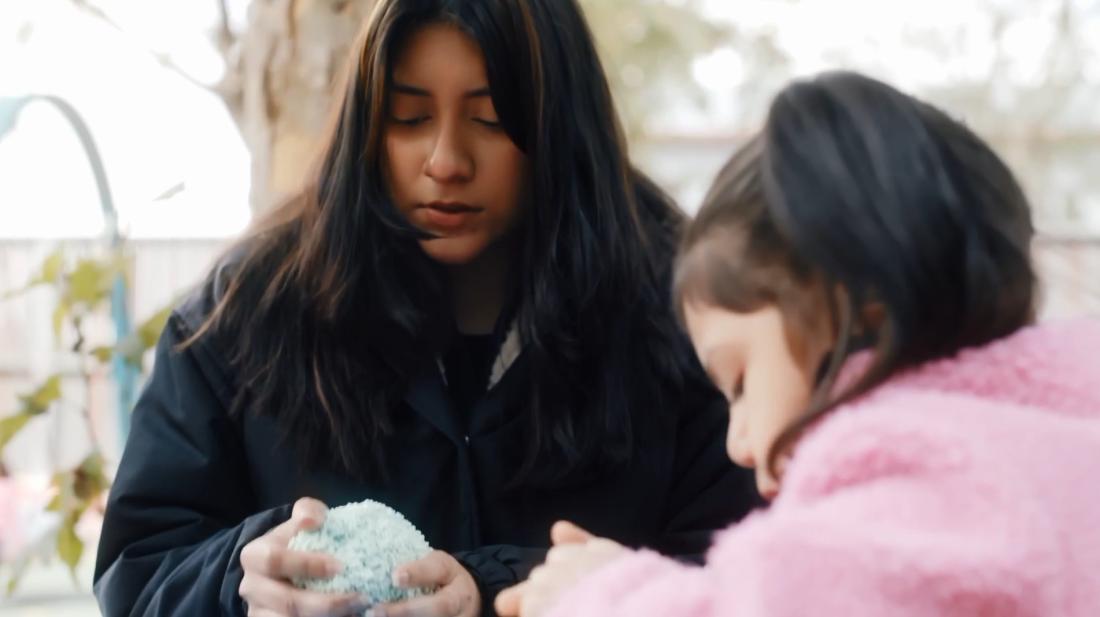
[220,0,376,213]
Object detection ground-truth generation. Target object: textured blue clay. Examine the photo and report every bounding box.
[289,499,433,605]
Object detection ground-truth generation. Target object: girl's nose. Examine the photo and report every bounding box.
[425,124,473,183]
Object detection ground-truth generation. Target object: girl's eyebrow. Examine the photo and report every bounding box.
[392,82,430,96]
[392,82,491,98]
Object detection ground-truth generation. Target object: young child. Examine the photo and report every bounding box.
[496,70,1100,617]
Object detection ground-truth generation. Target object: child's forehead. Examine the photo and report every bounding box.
[684,301,764,342]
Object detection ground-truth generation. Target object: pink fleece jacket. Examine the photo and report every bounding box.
[547,320,1100,616]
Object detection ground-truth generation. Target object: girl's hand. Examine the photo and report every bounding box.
[494,521,626,617]
[239,497,370,617]
[377,550,480,617]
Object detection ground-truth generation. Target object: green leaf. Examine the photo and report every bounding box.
[49,470,75,513]
[0,413,32,449]
[90,345,114,363]
[66,258,114,307]
[115,304,173,369]
[137,305,172,349]
[73,452,108,501]
[51,301,69,342]
[45,492,64,512]
[5,569,23,596]
[56,512,84,572]
[18,375,62,415]
[38,249,65,283]
[81,451,104,475]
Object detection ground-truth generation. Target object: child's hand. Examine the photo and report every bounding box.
[494,521,626,617]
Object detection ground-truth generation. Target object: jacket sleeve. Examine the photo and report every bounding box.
[546,550,719,617]
[453,546,547,617]
[451,389,756,616]
[547,472,1031,617]
[652,382,761,560]
[93,313,287,617]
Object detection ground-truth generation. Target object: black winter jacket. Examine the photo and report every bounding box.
[93,271,759,617]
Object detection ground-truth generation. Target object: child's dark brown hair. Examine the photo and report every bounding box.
[675,71,1037,476]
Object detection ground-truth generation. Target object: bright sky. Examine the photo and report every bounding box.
[0,0,250,238]
[0,0,1095,238]
[686,0,1100,129]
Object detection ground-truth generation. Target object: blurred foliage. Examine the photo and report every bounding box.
[578,0,730,138]
[0,247,170,594]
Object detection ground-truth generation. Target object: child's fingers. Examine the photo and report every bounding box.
[550,520,593,546]
[494,582,526,617]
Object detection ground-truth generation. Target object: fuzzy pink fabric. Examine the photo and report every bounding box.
[547,320,1100,616]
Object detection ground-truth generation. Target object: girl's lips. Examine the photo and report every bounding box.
[418,202,482,231]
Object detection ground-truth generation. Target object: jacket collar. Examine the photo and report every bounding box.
[404,321,525,443]
[840,320,1100,417]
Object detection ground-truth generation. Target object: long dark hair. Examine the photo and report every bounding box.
[676,71,1036,476]
[188,0,692,483]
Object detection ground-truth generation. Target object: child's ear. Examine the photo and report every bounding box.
[859,301,887,332]
[825,284,884,343]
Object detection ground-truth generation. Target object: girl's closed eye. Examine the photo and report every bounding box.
[391,115,430,126]
[473,116,502,129]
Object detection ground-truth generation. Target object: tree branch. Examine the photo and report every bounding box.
[286,0,300,61]
[68,0,223,96]
[215,0,236,54]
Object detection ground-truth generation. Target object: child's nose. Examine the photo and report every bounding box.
[726,423,755,468]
